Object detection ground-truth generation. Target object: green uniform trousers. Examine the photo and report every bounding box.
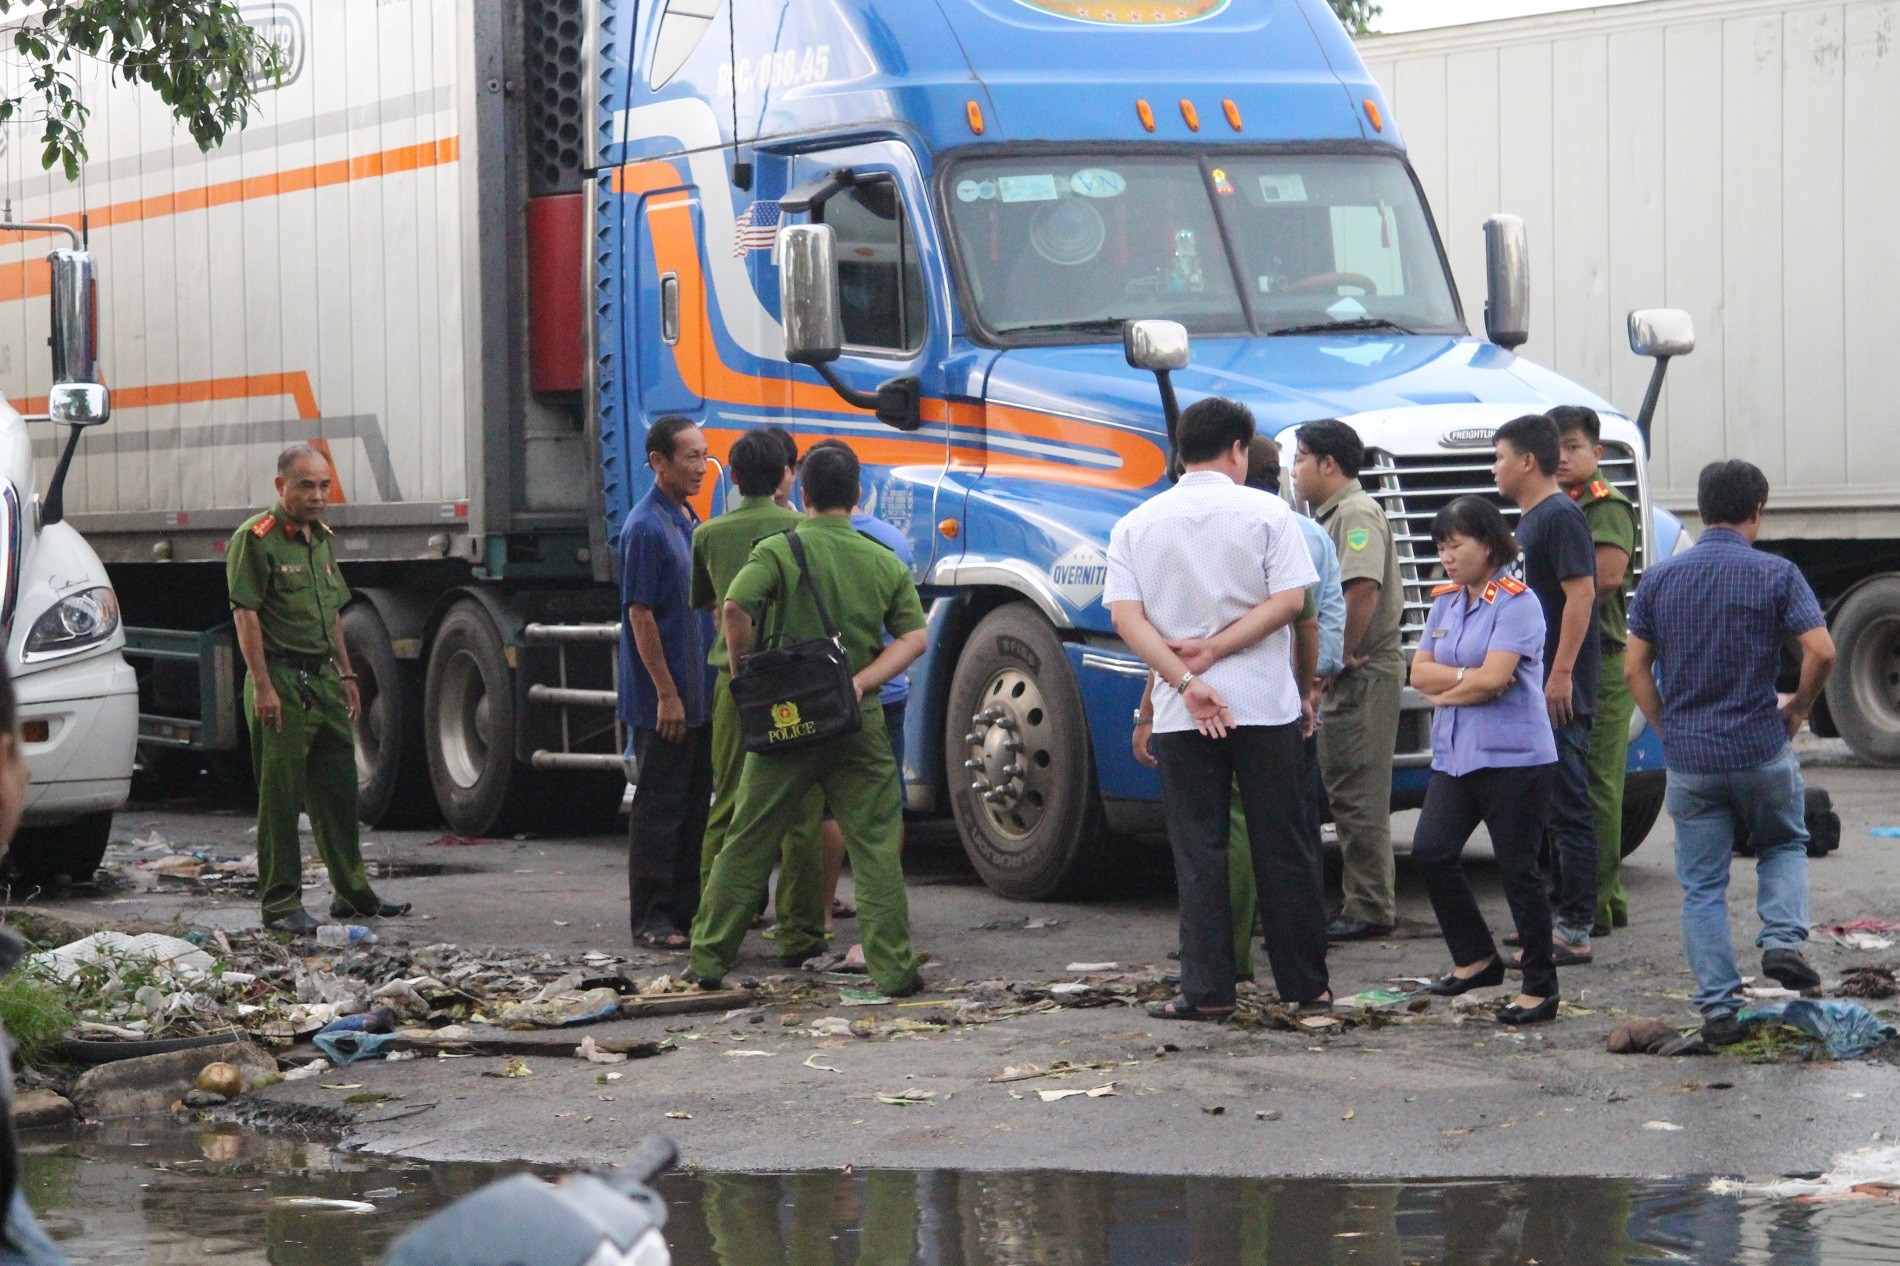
[245,663,376,920]
[1590,648,1634,927]
[700,672,826,954]
[691,707,918,995]
[1319,667,1403,926]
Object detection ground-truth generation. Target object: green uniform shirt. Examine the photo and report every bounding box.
[226,504,350,659]
[691,495,805,670]
[1569,477,1638,649]
[1316,479,1404,676]
[725,514,926,684]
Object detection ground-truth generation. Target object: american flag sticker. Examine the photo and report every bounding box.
[732,200,781,256]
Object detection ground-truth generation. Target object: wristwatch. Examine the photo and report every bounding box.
[1455,667,1466,684]
[1175,670,1196,693]
[1132,710,1152,727]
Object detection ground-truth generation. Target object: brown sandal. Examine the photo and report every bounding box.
[1145,995,1235,1022]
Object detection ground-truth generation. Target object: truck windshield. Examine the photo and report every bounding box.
[943,152,1463,341]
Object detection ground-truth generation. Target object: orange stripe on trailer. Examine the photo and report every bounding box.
[18,371,321,420]
[0,137,461,303]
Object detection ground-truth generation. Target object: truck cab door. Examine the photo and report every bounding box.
[614,180,709,529]
[782,142,950,572]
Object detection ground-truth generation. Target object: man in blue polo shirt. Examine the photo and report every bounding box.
[619,415,714,950]
[1626,460,1836,1047]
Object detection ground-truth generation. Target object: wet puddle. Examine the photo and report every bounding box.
[24,1123,1900,1263]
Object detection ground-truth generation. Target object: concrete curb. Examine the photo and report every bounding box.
[70,1040,279,1120]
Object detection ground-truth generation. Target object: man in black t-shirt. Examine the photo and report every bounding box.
[1494,414,1601,964]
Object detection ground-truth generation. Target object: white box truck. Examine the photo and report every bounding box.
[1361,0,1900,765]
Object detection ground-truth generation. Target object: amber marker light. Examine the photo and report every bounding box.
[1179,99,1200,131]
[1136,98,1156,132]
[1363,98,1383,132]
[938,518,961,539]
[1222,98,1243,131]
[966,100,985,135]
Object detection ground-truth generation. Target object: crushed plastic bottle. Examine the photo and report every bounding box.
[316,924,376,948]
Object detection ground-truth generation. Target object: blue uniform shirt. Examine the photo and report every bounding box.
[851,512,915,705]
[1297,515,1346,678]
[1627,525,1826,774]
[617,487,711,732]
[1424,577,1556,777]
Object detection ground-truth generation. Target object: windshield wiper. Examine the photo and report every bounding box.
[1269,316,1417,337]
[999,319,1133,339]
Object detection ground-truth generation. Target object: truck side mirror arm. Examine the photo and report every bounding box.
[807,363,923,432]
[1123,320,1190,481]
[1626,309,1695,447]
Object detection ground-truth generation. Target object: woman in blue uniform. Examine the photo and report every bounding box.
[1409,496,1561,1025]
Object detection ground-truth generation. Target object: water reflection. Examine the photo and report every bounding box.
[19,1125,1900,1264]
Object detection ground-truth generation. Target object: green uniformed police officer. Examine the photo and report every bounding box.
[691,430,826,962]
[1553,406,1639,934]
[227,445,409,935]
[689,443,928,996]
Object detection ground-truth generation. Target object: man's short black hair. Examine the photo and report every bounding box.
[729,431,786,498]
[1177,397,1255,465]
[1295,419,1365,479]
[646,415,699,461]
[1432,495,1520,570]
[1245,436,1281,494]
[800,443,861,512]
[1494,413,1560,477]
[1697,459,1770,527]
[1547,404,1601,445]
[761,425,799,471]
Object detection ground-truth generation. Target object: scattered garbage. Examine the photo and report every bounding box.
[1333,990,1412,1012]
[1818,918,1900,937]
[874,1089,935,1105]
[194,1062,243,1097]
[1738,999,1896,1061]
[314,1030,401,1067]
[270,1197,376,1214]
[1870,828,1900,839]
[574,1037,627,1065]
[1037,1083,1115,1102]
[838,988,891,1007]
[495,980,623,1030]
[1713,1145,1900,1200]
[1643,1121,1684,1132]
[1065,962,1119,973]
[1608,1018,1684,1055]
[1838,966,1899,1000]
[31,932,216,984]
[1832,932,1895,952]
[316,925,376,949]
[280,1059,330,1082]
[974,917,1066,932]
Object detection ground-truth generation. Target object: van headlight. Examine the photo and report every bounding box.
[24,587,120,658]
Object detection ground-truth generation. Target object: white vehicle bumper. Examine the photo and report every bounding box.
[18,650,137,824]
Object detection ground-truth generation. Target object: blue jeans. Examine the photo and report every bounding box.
[1664,744,1810,1020]
[0,1190,66,1265]
[1546,713,1599,942]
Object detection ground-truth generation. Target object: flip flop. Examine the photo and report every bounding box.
[1145,995,1235,1022]
[831,900,857,920]
[637,929,689,950]
[1508,945,1593,968]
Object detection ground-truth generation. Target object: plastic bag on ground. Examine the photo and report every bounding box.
[30,931,216,983]
[1737,999,1896,1060]
[313,1029,401,1066]
[496,986,623,1029]
[1713,1145,1900,1199]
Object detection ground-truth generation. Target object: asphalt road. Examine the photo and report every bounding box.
[36,738,1900,1179]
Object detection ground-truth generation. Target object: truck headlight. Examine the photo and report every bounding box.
[24,587,119,657]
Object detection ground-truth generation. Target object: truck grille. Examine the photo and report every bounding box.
[1359,443,1642,651]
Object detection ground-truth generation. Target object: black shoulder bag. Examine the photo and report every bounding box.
[729,531,863,755]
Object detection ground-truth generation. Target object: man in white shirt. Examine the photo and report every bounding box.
[1106,397,1329,1021]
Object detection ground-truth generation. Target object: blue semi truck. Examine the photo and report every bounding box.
[35,0,1686,898]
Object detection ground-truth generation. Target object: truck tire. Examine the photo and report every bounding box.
[945,604,1102,900]
[344,604,435,828]
[1827,576,1900,765]
[1619,769,1666,858]
[6,811,114,885]
[425,601,530,836]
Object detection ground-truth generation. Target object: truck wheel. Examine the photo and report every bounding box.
[1619,769,1666,858]
[344,605,434,828]
[945,604,1102,900]
[1827,577,1900,765]
[6,811,114,885]
[425,602,528,836]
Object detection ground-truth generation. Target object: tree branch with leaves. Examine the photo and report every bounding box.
[0,0,283,179]
[1328,0,1382,36]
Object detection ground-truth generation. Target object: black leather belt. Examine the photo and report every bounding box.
[266,651,333,675]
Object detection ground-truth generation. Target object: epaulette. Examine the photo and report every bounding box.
[1565,484,1583,500]
[1481,581,1500,603]
[1496,575,1528,596]
[1589,479,1612,499]
[250,514,276,538]
[1430,582,1459,597]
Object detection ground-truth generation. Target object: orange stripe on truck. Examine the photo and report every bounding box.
[20,371,321,420]
[0,137,461,303]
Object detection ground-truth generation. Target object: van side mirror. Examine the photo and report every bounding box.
[778,224,843,365]
[1482,215,1529,351]
[48,382,108,427]
[49,248,101,386]
[1123,320,1189,480]
[1626,308,1695,448]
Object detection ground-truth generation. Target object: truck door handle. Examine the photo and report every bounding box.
[660,273,680,345]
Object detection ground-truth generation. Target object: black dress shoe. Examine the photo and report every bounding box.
[1326,915,1393,942]
[1425,958,1506,996]
[681,970,723,992]
[1701,1012,1747,1047]
[331,899,412,919]
[1496,996,1560,1025]
[1762,948,1820,992]
[1612,910,1629,929]
[265,909,322,936]
[1591,922,1613,939]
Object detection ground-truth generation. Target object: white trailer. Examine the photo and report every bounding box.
[1361,0,1900,764]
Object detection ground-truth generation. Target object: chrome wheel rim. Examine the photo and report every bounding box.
[437,649,493,790]
[962,668,1055,841]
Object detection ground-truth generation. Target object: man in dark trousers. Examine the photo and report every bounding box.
[1626,460,1834,1047]
[1493,413,1599,966]
[227,445,409,935]
[620,415,713,949]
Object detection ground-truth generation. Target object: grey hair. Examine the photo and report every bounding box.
[277,443,328,476]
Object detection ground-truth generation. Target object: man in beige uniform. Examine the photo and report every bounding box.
[1294,419,1403,940]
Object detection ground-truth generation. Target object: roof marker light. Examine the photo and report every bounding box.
[1136,99,1156,132]
[1179,99,1200,131]
[1222,98,1242,131]
[966,100,985,135]
[1363,98,1383,132]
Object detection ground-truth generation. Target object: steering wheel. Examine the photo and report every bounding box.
[1284,271,1379,296]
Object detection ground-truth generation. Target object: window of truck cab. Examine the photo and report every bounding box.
[938,148,1463,344]
[815,175,927,356]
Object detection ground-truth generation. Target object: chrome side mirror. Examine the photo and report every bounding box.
[1122,319,1190,372]
[48,248,100,385]
[1482,215,1528,350]
[777,224,842,365]
[1628,308,1695,358]
[47,382,108,427]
